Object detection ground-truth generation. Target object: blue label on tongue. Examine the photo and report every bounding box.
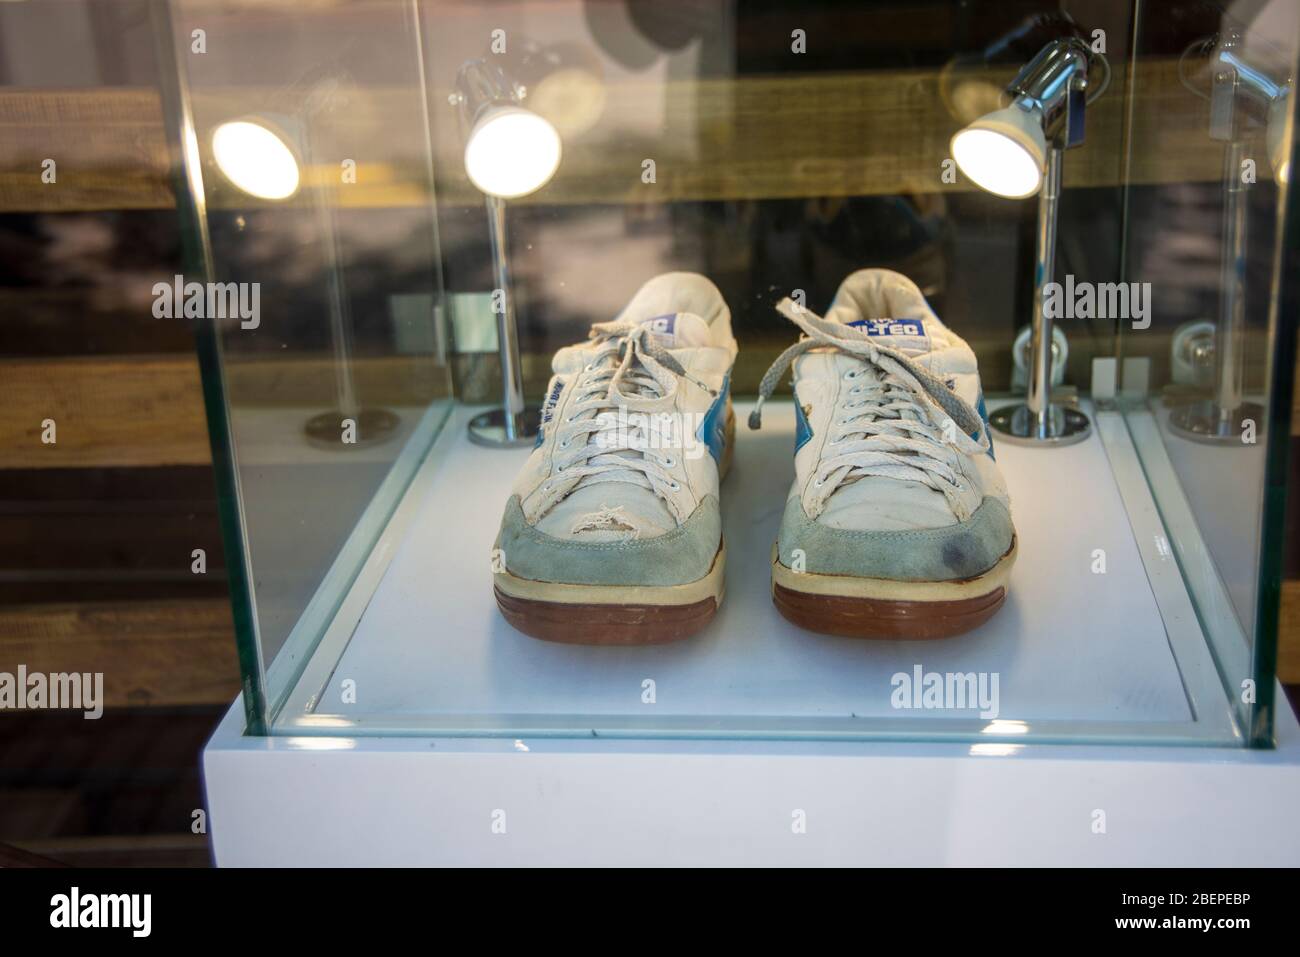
[847,318,925,337]
[643,314,677,336]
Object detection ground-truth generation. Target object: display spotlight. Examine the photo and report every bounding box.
[939,11,1086,128]
[452,59,566,446]
[952,37,1105,447]
[1169,30,1293,443]
[211,102,400,449]
[456,60,562,201]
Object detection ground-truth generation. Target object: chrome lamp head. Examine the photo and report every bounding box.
[951,37,1094,199]
[452,59,562,200]
[1209,31,1292,183]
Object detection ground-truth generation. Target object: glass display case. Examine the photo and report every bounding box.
[160,0,1297,749]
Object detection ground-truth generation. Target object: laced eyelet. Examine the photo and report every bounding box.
[669,481,680,491]
[845,370,860,380]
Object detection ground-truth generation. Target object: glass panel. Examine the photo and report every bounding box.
[158,0,453,729]
[161,0,1291,746]
[1120,0,1296,745]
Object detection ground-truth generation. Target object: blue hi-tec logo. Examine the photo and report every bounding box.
[847,317,925,337]
[644,313,677,336]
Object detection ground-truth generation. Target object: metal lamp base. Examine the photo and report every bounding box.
[988,403,1091,447]
[304,407,401,449]
[467,407,541,448]
[1167,399,1264,445]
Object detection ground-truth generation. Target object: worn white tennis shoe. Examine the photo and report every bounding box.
[751,268,1016,639]
[493,273,737,644]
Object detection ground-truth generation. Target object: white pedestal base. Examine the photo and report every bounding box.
[204,692,1300,865]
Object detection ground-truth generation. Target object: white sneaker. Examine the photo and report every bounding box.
[493,272,737,644]
[752,268,1017,639]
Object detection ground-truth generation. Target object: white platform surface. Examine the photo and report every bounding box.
[310,400,1191,727]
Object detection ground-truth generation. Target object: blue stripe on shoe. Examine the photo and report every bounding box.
[794,392,813,453]
[697,372,731,466]
[975,391,994,460]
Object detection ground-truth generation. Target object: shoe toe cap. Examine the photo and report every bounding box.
[496,495,721,587]
[777,496,1013,581]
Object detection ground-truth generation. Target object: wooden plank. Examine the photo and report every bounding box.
[0,353,454,469]
[0,599,239,708]
[1279,579,1300,685]
[0,87,174,212]
[0,61,1247,213]
[0,354,211,468]
[0,840,68,868]
[8,834,209,868]
[223,355,452,406]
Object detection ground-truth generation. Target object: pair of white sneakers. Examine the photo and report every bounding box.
[492,269,1017,644]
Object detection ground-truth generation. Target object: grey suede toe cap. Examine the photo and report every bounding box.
[777,495,1013,582]
[496,495,722,587]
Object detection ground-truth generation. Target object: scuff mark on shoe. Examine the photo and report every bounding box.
[571,504,641,539]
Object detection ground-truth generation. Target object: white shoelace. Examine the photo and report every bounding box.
[751,299,989,518]
[541,320,715,521]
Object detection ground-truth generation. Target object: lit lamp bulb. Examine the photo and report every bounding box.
[463,105,562,199]
[950,101,1047,198]
[211,119,301,200]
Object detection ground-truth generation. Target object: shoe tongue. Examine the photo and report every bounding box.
[842,316,936,357]
[825,271,948,357]
[636,311,711,349]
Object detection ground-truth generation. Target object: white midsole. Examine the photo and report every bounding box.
[495,544,726,606]
[770,537,1017,602]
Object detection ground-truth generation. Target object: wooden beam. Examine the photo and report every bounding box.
[0,355,210,469]
[0,61,1255,213]
[1279,579,1300,685]
[7,834,210,868]
[0,599,239,707]
[0,353,454,469]
[0,87,173,212]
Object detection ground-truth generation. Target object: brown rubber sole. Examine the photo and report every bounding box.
[770,537,1017,640]
[494,586,720,645]
[772,581,1007,640]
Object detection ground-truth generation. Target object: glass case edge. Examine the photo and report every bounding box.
[151,0,268,735]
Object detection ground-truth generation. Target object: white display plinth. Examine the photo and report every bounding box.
[204,399,1300,864]
[204,692,1300,865]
